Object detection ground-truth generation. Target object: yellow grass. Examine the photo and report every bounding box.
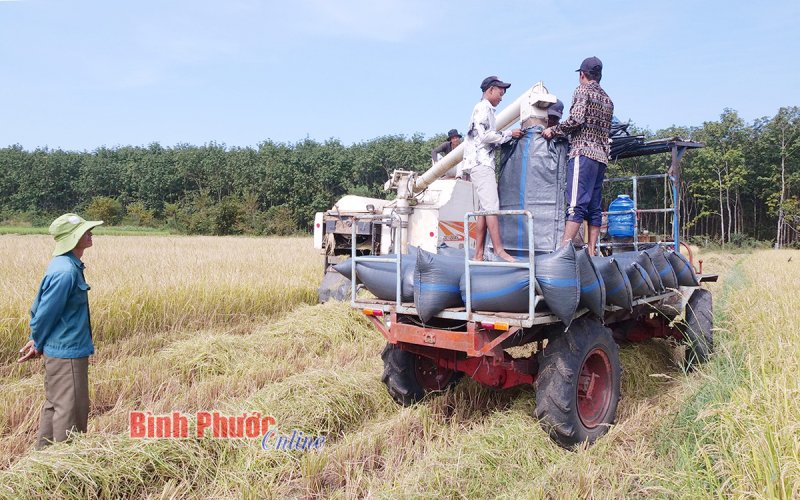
[0,234,319,367]
[0,237,798,498]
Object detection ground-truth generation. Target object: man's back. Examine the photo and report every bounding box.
[560,81,614,164]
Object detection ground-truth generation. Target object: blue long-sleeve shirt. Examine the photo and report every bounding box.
[29,252,95,358]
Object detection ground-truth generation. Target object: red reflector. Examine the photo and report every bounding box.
[363,308,384,317]
[430,232,435,237]
[480,321,509,331]
[316,223,321,228]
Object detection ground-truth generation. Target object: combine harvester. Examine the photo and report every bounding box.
[313,83,716,449]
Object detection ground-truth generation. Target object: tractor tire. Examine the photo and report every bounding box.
[380,343,463,406]
[535,318,621,449]
[679,288,713,370]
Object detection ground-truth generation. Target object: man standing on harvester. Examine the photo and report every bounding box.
[431,128,462,164]
[463,75,524,263]
[431,128,463,178]
[543,57,614,256]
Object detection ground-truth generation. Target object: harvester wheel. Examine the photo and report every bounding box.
[535,318,621,449]
[381,343,462,406]
[679,288,713,370]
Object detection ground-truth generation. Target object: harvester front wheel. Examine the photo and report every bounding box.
[679,288,713,370]
[535,318,621,449]
[381,343,462,406]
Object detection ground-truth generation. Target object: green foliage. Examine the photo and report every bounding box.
[727,232,767,249]
[0,111,797,243]
[213,196,244,236]
[176,191,216,235]
[124,202,155,227]
[86,196,123,225]
[264,205,297,235]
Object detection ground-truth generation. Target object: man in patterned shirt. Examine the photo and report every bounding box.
[463,75,524,262]
[543,57,614,256]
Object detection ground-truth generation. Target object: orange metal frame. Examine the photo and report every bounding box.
[367,313,537,389]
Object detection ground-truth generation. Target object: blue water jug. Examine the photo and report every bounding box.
[608,194,635,237]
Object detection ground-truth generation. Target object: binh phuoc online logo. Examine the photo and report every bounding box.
[129,411,325,451]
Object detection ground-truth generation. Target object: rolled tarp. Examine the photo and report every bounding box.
[612,250,664,293]
[333,246,418,302]
[591,256,633,311]
[666,249,700,286]
[576,248,606,320]
[643,245,678,290]
[414,248,466,323]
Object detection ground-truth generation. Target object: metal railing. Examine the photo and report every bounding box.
[348,209,546,328]
[349,212,403,308]
[602,173,679,253]
[463,209,538,320]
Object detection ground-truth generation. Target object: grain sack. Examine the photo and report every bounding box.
[666,249,700,286]
[643,245,678,290]
[414,248,466,323]
[333,246,418,301]
[612,250,663,293]
[576,248,606,320]
[591,256,633,311]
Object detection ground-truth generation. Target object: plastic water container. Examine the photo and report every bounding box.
[608,194,635,237]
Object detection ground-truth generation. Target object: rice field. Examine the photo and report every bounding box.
[0,234,798,498]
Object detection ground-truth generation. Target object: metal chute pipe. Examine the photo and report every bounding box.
[413,88,530,193]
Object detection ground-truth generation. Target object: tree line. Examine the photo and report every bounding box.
[1,107,798,247]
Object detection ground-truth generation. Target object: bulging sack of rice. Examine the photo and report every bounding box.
[533,244,580,328]
[333,246,418,301]
[414,248,466,323]
[612,250,664,293]
[626,262,656,298]
[576,248,606,320]
[643,245,678,290]
[591,256,633,311]
[460,266,530,313]
[666,249,700,286]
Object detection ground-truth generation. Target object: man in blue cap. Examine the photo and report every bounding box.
[547,99,564,128]
[18,213,103,448]
[543,57,614,256]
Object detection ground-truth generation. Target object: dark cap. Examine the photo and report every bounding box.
[576,56,603,77]
[447,128,462,139]
[547,99,564,119]
[480,75,511,92]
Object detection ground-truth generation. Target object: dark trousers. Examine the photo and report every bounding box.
[37,355,89,449]
[566,155,607,227]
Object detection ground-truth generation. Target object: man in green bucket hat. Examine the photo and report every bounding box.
[18,213,103,448]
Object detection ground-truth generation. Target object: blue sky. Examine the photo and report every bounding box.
[1,0,798,151]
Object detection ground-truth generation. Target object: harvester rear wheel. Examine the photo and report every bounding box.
[381,343,462,406]
[679,288,713,370]
[535,318,621,449]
